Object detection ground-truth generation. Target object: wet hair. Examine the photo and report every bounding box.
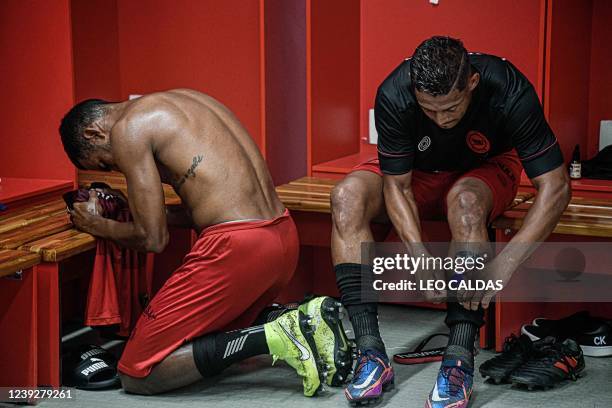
[59,99,109,169]
[410,36,471,96]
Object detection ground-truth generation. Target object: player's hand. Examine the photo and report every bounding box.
[69,201,102,235]
[457,257,513,310]
[414,262,447,304]
[93,186,128,207]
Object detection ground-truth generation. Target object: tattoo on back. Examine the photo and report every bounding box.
[175,155,204,190]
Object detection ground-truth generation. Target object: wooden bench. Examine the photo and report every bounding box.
[0,173,181,261]
[494,196,612,238]
[19,229,96,263]
[0,173,182,387]
[0,212,72,250]
[0,200,89,387]
[0,249,40,278]
[0,199,67,234]
[276,177,337,213]
[0,195,97,260]
[276,177,535,214]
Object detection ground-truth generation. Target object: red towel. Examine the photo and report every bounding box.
[72,186,150,337]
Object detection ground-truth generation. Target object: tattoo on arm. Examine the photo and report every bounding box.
[175,155,204,190]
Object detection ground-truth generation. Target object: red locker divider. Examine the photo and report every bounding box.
[312,0,547,177]
[544,0,593,164]
[0,0,76,182]
[587,1,612,157]
[307,0,361,173]
[360,0,545,157]
[71,0,121,102]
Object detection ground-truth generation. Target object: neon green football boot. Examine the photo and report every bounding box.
[264,309,323,396]
[299,296,353,386]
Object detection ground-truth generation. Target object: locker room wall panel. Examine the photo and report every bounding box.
[0,0,75,181]
[587,0,612,157]
[264,0,308,185]
[116,0,264,149]
[308,0,361,168]
[71,0,122,102]
[545,0,593,164]
[360,0,544,154]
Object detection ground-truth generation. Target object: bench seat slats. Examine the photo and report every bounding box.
[275,177,534,215]
[0,173,181,271]
[0,199,65,229]
[505,206,612,220]
[287,177,337,188]
[0,249,40,277]
[276,198,333,213]
[19,229,96,262]
[0,214,71,250]
[0,208,67,235]
[513,192,534,203]
[0,198,65,221]
[493,196,612,237]
[493,217,612,238]
[276,185,335,198]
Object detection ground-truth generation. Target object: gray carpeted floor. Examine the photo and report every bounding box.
[19,305,612,408]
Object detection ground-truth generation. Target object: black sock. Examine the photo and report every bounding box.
[335,263,386,355]
[252,303,297,325]
[444,322,477,370]
[442,249,485,370]
[193,326,269,377]
[347,304,386,354]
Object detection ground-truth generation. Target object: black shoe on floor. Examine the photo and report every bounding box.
[573,320,612,357]
[523,311,612,357]
[509,338,585,390]
[523,311,590,341]
[479,334,551,384]
[532,311,590,330]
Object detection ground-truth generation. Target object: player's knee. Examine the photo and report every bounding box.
[447,188,487,230]
[331,181,369,232]
[120,373,157,395]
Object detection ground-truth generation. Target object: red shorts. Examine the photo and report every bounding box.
[352,151,522,222]
[118,209,299,378]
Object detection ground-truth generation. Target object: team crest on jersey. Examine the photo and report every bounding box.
[466,131,490,154]
[418,136,431,152]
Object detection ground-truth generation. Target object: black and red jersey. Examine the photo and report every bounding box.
[375,53,563,178]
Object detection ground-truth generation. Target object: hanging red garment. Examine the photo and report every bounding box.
[69,186,150,337]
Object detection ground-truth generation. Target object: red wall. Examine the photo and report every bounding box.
[115,0,263,148]
[0,0,75,181]
[310,0,361,166]
[360,0,544,151]
[588,0,612,157]
[265,0,308,184]
[546,0,593,163]
[71,0,121,102]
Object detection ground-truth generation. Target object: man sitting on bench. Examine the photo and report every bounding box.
[58,89,344,396]
[332,36,571,407]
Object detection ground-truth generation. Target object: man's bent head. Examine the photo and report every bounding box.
[59,99,114,171]
[410,36,480,129]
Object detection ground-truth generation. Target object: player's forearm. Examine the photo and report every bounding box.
[498,177,571,269]
[90,218,165,253]
[383,181,426,253]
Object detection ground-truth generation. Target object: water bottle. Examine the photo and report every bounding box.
[569,144,582,179]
